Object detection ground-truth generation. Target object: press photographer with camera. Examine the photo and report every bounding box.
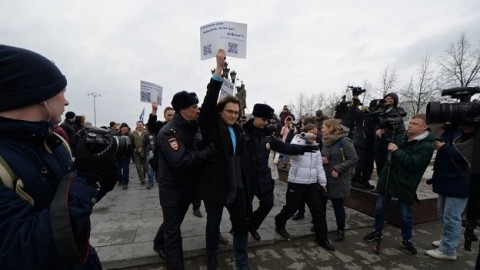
[424,122,473,260]
[363,114,434,255]
[347,88,377,190]
[0,45,120,269]
[424,86,479,261]
[373,92,407,176]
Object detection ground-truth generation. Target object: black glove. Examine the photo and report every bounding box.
[198,142,218,159]
[74,139,119,193]
[301,144,318,154]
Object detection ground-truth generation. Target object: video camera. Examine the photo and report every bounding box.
[348,86,366,96]
[77,127,132,157]
[368,109,407,130]
[426,86,480,124]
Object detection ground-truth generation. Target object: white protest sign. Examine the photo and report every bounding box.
[218,77,235,100]
[140,80,163,105]
[200,21,247,60]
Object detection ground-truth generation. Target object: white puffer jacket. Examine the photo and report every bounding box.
[287,134,327,187]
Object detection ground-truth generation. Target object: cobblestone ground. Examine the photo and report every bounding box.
[117,221,478,270]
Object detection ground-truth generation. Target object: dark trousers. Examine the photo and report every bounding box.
[374,140,388,176]
[248,188,274,231]
[352,146,374,183]
[205,188,249,269]
[275,182,328,241]
[153,198,190,270]
[191,198,201,211]
[321,196,346,231]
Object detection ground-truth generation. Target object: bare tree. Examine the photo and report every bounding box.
[399,53,440,115]
[438,33,480,87]
[292,92,306,119]
[375,65,399,98]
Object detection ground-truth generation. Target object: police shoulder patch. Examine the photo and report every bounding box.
[168,137,179,151]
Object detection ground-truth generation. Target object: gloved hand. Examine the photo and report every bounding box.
[198,142,218,159]
[301,144,318,154]
[74,139,119,191]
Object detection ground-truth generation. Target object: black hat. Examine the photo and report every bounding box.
[171,91,199,111]
[65,111,75,119]
[252,103,274,119]
[0,45,67,112]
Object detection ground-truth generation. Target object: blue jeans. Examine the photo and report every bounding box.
[437,194,467,255]
[146,161,155,185]
[117,155,131,183]
[374,194,413,240]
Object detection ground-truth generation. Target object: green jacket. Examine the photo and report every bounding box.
[376,131,434,204]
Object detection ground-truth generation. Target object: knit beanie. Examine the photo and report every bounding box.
[0,44,67,111]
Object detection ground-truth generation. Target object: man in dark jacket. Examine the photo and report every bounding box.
[152,90,216,270]
[197,49,251,270]
[60,111,76,143]
[349,96,377,189]
[425,123,473,260]
[243,103,318,242]
[0,44,119,269]
[364,114,434,255]
[374,92,407,175]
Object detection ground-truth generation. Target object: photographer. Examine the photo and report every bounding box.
[374,92,407,175]
[364,114,434,254]
[333,95,354,137]
[425,122,473,261]
[0,45,119,269]
[348,95,378,190]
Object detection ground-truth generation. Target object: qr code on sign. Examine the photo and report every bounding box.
[141,91,151,102]
[203,44,212,56]
[228,42,238,54]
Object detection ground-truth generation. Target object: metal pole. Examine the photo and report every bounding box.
[87,92,101,127]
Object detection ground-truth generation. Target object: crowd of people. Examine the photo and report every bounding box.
[0,44,477,270]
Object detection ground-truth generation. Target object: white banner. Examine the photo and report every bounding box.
[200,21,247,60]
[140,80,163,105]
[218,77,234,100]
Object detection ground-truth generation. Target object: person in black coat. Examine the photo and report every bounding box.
[197,49,252,270]
[152,90,216,270]
[349,96,377,189]
[243,104,318,242]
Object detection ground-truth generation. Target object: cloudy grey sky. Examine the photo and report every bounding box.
[2,0,479,126]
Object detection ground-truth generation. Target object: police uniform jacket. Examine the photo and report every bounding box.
[242,119,306,194]
[0,117,102,270]
[156,113,203,207]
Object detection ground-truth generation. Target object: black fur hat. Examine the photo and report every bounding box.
[252,103,274,119]
[171,91,199,111]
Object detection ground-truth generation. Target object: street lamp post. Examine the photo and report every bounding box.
[87,92,101,127]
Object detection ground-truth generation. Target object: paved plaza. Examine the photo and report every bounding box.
[90,164,479,269]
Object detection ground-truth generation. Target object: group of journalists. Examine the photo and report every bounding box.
[0,45,478,270]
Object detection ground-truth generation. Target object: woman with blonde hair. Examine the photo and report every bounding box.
[321,119,358,241]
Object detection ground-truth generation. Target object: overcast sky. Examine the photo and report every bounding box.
[2,0,479,127]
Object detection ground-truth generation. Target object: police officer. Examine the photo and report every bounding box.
[0,45,119,269]
[152,90,216,270]
[243,103,318,241]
